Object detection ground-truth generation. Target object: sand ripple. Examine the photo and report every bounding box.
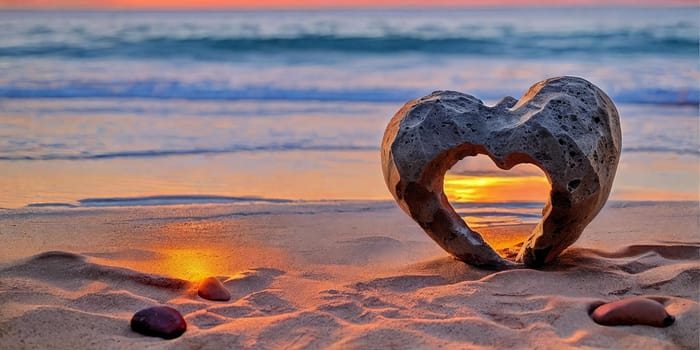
[1,203,698,349]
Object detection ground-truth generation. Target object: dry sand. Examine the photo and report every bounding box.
[0,201,698,349]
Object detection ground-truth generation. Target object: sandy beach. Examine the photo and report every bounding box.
[1,5,698,350]
[0,200,697,349]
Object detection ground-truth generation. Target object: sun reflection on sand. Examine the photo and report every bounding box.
[86,220,290,281]
[154,248,224,280]
[90,247,231,281]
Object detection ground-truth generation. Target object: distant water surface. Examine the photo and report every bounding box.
[0,8,698,224]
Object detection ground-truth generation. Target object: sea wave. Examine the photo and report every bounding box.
[2,144,695,162]
[77,195,293,207]
[0,82,420,103]
[1,32,696,59]
[24,195,292,208]
[622,146,700,156]
[1,80,697,105]
[0,144,378,161]
[1,8,696,59]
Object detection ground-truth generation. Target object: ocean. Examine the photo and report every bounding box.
[0,8,698,226]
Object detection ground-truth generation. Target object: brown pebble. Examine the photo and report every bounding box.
[198,276,231,301]
[591,297,674,327]
[130,306,187,339]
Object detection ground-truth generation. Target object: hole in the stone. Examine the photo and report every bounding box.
[568,179,581,191]
[444,155,549,257]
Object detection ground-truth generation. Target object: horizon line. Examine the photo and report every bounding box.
[1,3,696,11]
[1,6,696,11]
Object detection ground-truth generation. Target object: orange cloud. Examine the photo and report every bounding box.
[1,0,695,9]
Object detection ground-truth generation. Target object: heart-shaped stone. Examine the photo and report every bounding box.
[381,76,621,268]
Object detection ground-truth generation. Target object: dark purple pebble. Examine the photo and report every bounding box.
[130,306,187,339]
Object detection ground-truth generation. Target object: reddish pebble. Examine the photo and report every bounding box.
[591,297,674,327]
[130,306,187,339]
[198,276,231,301]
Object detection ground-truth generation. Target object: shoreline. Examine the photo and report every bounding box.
[0,100,698,209]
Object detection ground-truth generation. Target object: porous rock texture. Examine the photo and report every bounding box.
[381,76,621,268]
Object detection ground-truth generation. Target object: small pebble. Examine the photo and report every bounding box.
[198,276,231,301]
[591,297,674,327]
[130,306,187,339]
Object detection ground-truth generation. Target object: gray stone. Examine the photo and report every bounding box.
[381,76,621,268]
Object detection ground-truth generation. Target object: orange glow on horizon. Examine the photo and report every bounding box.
[443,173,546,251]
[443,174,550,203]
[1,0,694,9]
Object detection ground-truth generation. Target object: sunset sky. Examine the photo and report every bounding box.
[0,0,694,10]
